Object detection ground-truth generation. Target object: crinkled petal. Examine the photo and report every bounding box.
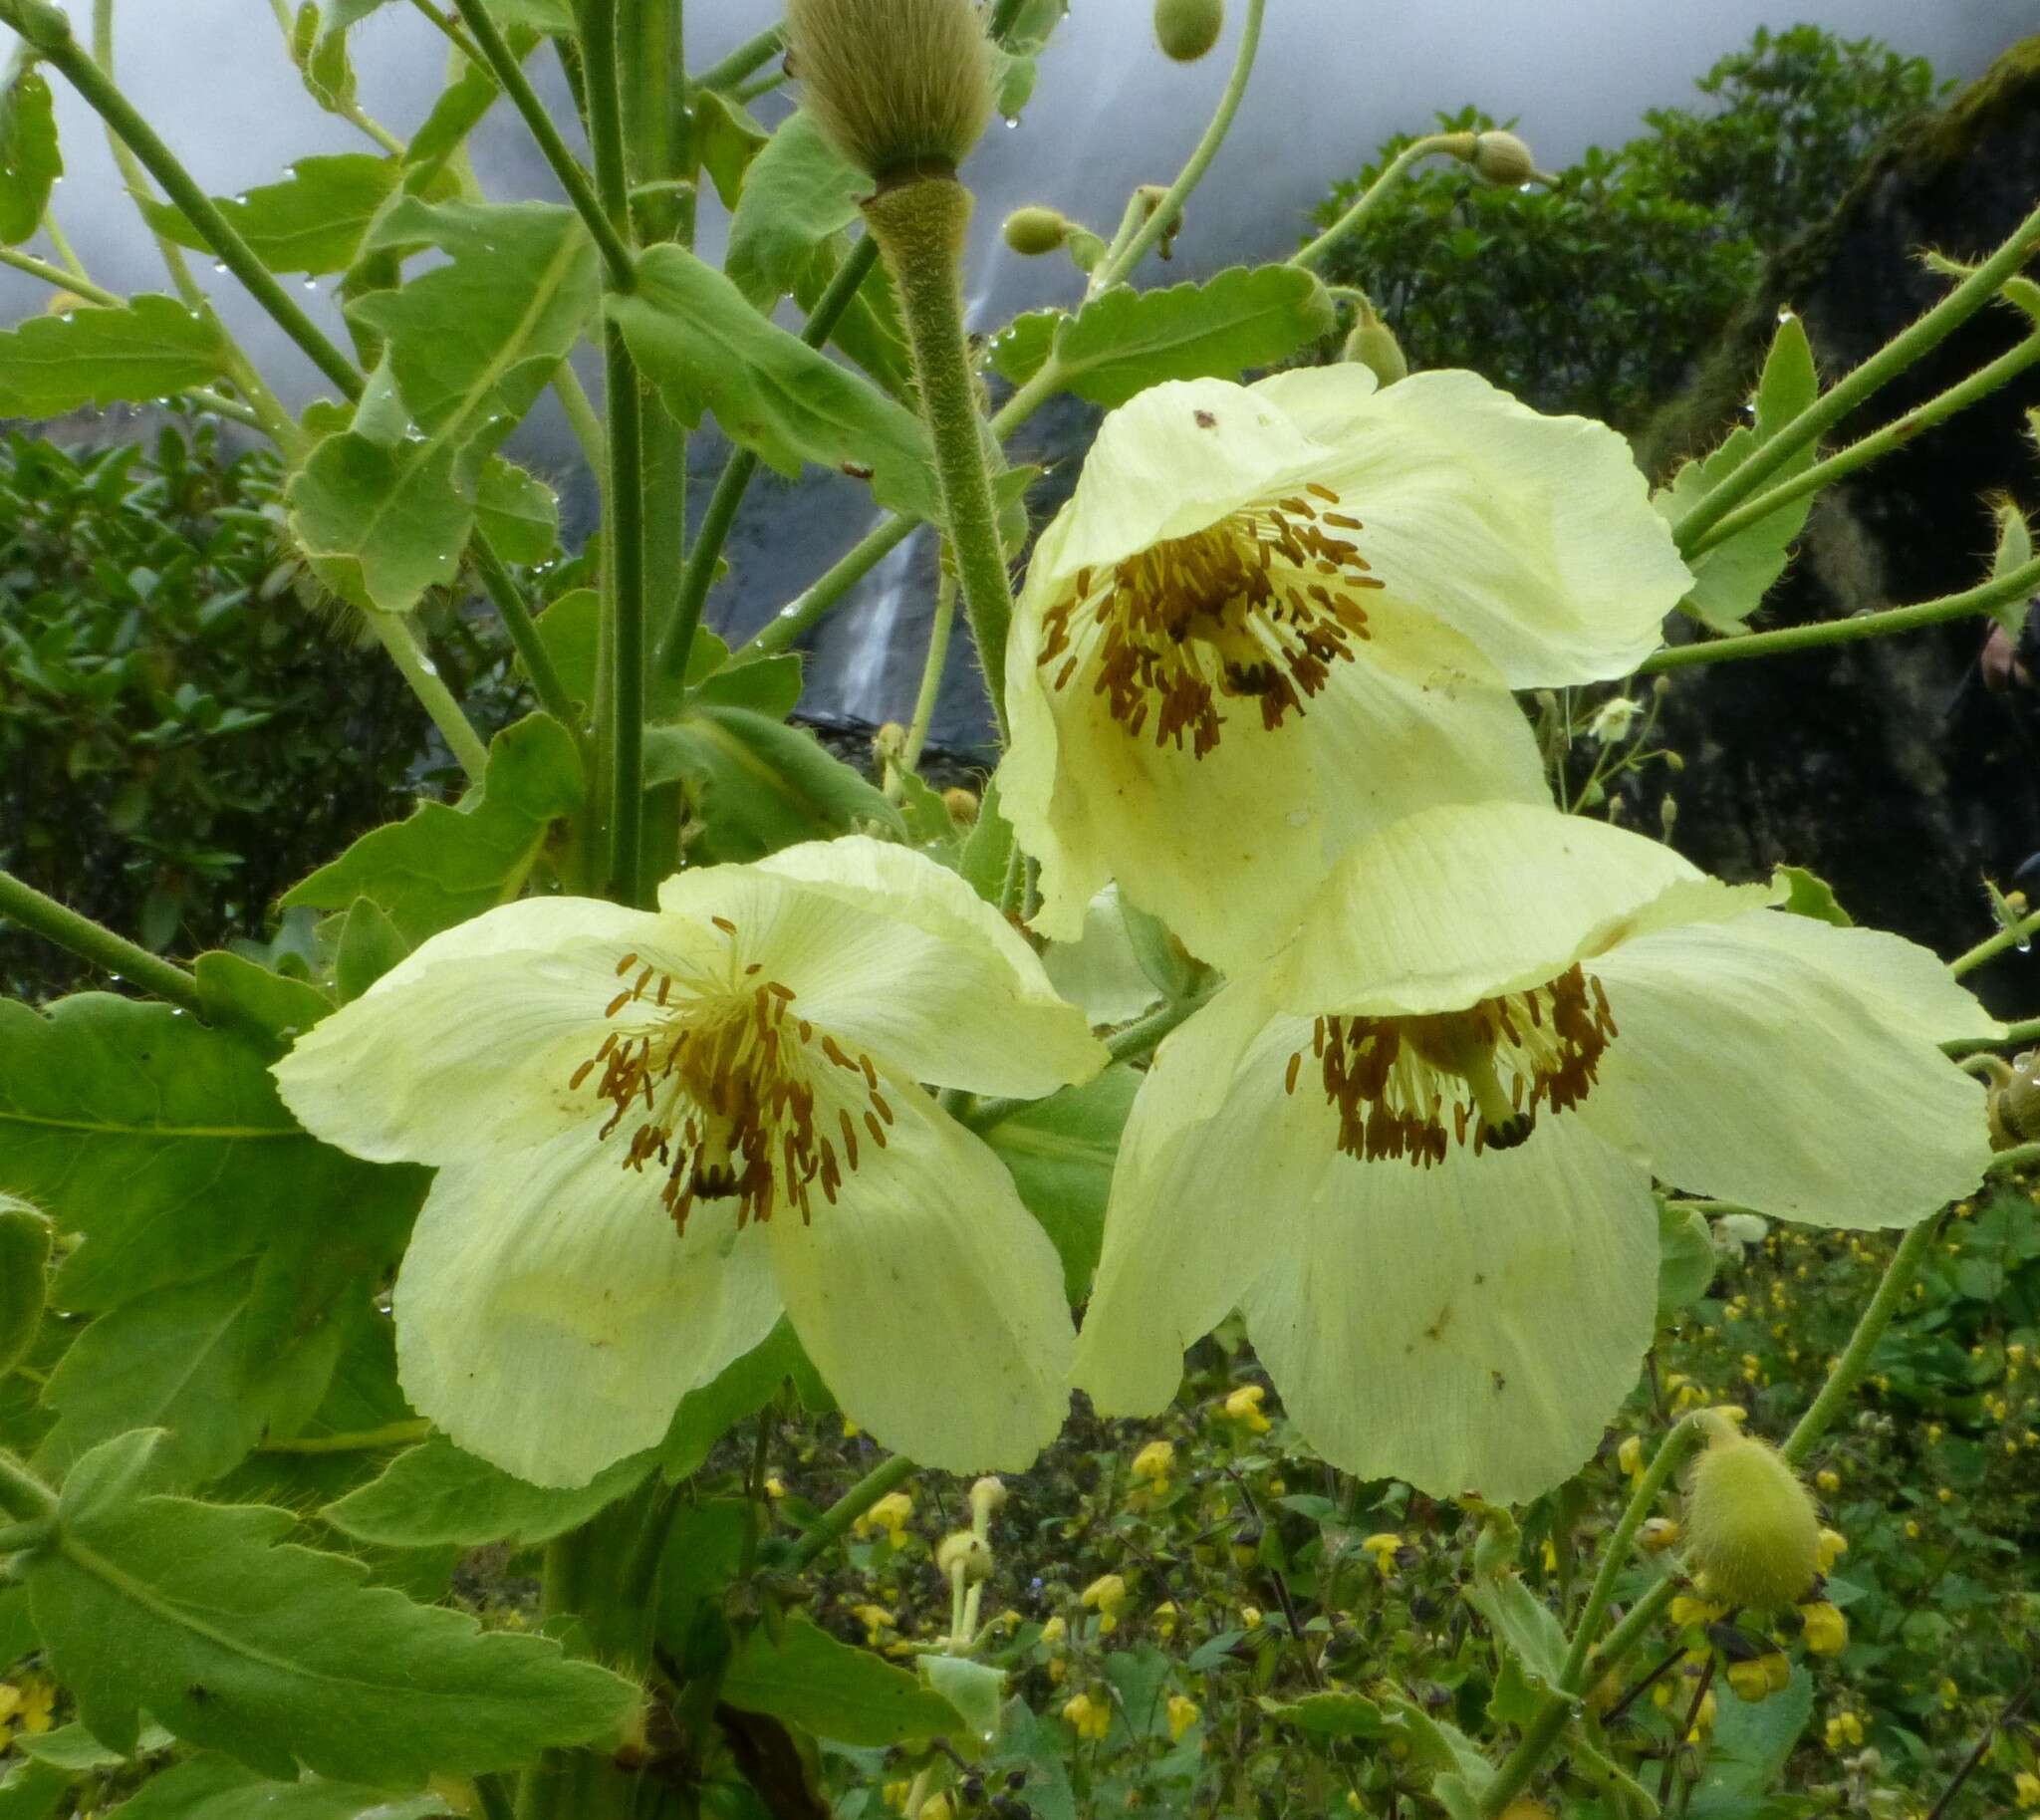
[1005,594,1553,970]
[767,1076,1074,1472]
[658,838,1103,1097]
[1585,913,1993,1227]
[273,897,667,1167]
[1075,983,1335,1417]
[1298,370,1690,684]
[1263,802,1765,1018]
[394,1126,783,1486]
[1239,1115,1658,1502]
[1723,907,2002,1044]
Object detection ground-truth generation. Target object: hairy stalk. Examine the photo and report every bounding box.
[1292,130,1476,270]
[363,615,492,782]
[0,1449,57,1523]
[1639,552,2040,674]
[1668,195,2040,554]
[470,538,587,746]
[896,566,958,782]
[864,178,1015,735]
[1948,901,2040,978]
[1987,1139,2040,1175]
[694,22,782,91]
[1946,1014,2040,1056]
[0,868,204,1014]
[790,1454,918,1572]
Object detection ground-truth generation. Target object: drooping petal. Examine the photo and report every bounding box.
[658,838,1104,1097]
[394,1125,783,1486]
[273,896,666,1167]
[1585,912,1993,1227]
[1004,592,1553,970]
[1075,982,1335,1418]
[1238,1114,1658,1502]
[1262,801,1765,1019]
[766,1075,1075,1473]
[1292,369,1691,684]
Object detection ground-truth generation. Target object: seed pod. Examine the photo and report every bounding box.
[1153,0,1224,62]
[1682,1422,1820,1610]
[784,0,994,182]
[1468,130,1555,187]
[1003,206,1072,256]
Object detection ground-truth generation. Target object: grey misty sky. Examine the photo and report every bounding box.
[4,0,2031,400]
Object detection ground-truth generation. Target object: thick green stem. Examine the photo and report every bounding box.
[0,867,205,1013]
[448,0,637,287]
[1292,131,1475,271]
[1639,553,2040,674]
[1687,333,2040,559]
[0,1449,57,1523]
[864,178,1014,737]
[1669,197,2040,555]
[1093,0,1265,287]
[1948,901,2040,978]
[790,1454,918,1572]
[1783,1213,1943,1465]
[364,614,492,782]
[656,235,882,681]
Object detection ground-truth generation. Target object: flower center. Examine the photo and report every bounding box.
[568,920,894,1231]
[1286,963,1617,1168]
[1036,486,1384,758]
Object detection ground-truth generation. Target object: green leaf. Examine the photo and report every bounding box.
[658,1320,821,1480]
[988,266,1338,408]
[719,1617,967,1747]
[645,705,904,865]
[1656,312,1819,631]
[333,897,410,1003]
[0,1199,50,1380]
[282,713,584,944]
[723,111,864,307]
[1687,1667,1814,1820]
[1772,864,1852,926]
[0,1758,68,1820]
[107,1754,449,1820]
[981,1066,1140,1301]
[192,952,336,1052]
[1254,1690,1387,1739]
[919,1656,1005,1746]
[0,68,62,247]
[692,89,770,210]
[1462,1574,1568,1690]
[138,156,398,276]
[323,1437,651,1550]
[285,433,469,613]
[35,1259,350,1485]
[1657,1198,1718,1321]
[24,1430,638,1782]
[472,455,560,565]
[0,994,424,1314]
[957,775,1015,906]
[15,1717,166,1771]
[0,296,231,418]
[654,1499,748,1671]
[611,244,940,523]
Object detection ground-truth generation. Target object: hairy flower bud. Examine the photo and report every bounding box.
[784,0,994,183]
[1682,1422,1820,1610]
[1152,0,1224,62]
[1003,205,1072,256]
[1468,130,1556,188]
[936,1529,993,1583]
[1342,310,1408,388]
[969,1474,1007,1518]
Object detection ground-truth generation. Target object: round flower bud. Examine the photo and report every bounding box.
[1682,1424,1820,1610]
[942,786,980,828]
[1003,206,1071,256]
[1468,130,1555,187]
[969,1474,1007,1517]
[784,0,994,183]
[936,1529,993,1583]
[1153,0,1224,62]
[1342,312,1408,388]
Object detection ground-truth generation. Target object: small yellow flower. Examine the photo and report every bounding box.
[1670,1594,1725,1628]
[2016,1769,2040,1809]
[1938,1678,1960,1711]
[1081,1573,1128,1635]
[1617,1435,1645,1478]
[1240,1605,1263,1630]
[884,1780,913,1813]
[2011,1343,2028,1366]
[11,1678,53,1736]
[1725,1658,1772,1703]
[853,1602,897,1642]
[1362,1532,1404,1574]
[1223,1385,1271,1433]
[854,1491,915,1542]
[920,1796,954,1820]
[1153,1600,1179,1640]
[1640,1516,1680,1553]
[1132,1438,1175,1492]
[1823,1710,1864,1750]
[1047,1657,1067,1686]
[1815,1527,1849,1574]
[1165,1693,1200,1741]
[1040,1615,1067,1646]
[1905,1519,1921,1539]
[1061,1690,1111,1741]
[1814,1468,1841,1495]
[1937,1487,1954,1505]
[764,1475,786,1499]
[1799,1601,1848,1657]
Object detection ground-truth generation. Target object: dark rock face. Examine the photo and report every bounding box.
[1643,38,2040,1009]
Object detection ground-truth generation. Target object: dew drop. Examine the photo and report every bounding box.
[1003,116,1020,130]
[303,278,318,290]
[212,262,228,274]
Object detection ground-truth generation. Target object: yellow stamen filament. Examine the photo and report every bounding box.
[1288,963,1617,1168]
[1035,490,1384,758]
[570,920,893,1233]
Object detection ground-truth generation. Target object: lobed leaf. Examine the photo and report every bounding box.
[0,67,62,247]
[138,155,398,276]
[718,1617,968,1747]
[0,297,231,418]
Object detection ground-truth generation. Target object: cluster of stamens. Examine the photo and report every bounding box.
[568,918,894,1232]
[1286,964,1618,1168]
[1036,485,1384,758]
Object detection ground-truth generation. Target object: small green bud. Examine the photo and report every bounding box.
[1682,1422,1819,1610]
[1988,1051,2040,1149]
[1468,130,1557,188]
[1152,0,1223,62]
[784,0,993,183]
[1002,206,1071,256]
[1341,309,1408,387]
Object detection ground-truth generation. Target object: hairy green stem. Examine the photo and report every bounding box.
[897,566,958,780]
[1093,0,1265,287]
[1784,1214,1943,1465]
[1946,1014,2040,1057]
[1669,197,2040,555]
[1292,131,1475,271]
[1639,552,2040,674]
[1948,901,2040,979]
[694,22,781,90]
[448,0,637,287]
[1688,333,2040,559]
[471,536,587,744]
[0,867,205,1013]
[0,1449,57,1523]
[790,1454,918,1572]
[365,614,491,782]
[1988,1139,2040,1175]
[864,179,1015,736]
[655,236,883,682]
